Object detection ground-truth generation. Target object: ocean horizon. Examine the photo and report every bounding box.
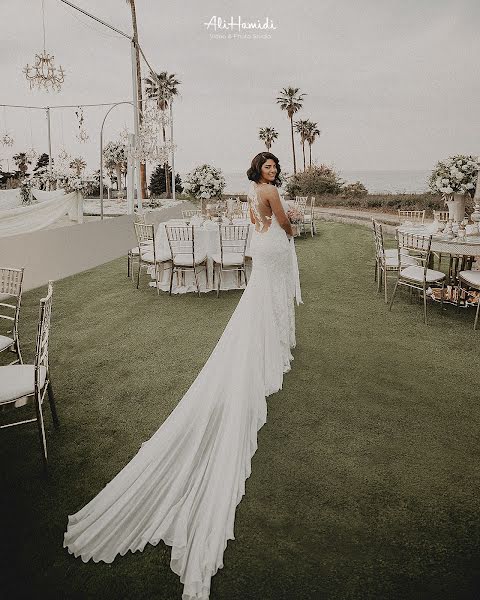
[211,170,431,195]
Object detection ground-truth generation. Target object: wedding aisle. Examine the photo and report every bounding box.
[1,222,478,600]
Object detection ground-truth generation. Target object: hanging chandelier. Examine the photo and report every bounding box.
[131,101,175,163]
[26,147,38,162]
[23,0,65,92]
[1,133,14,147]
[58,147,70,163]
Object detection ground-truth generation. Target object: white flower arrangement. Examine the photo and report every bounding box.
[31,165,95,195]
[183,164,226,200]
[429,154,479,197]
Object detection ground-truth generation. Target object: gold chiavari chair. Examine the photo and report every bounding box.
[127,212,148,279]
[372,220,417,303]
[0,267,24,365]
[433,210,449,223]
[212,225,249,298]
[134,223,172,294]
[397,209,425,225]
[165,225,207,296]
[294,197,308,236]
[182,209,202,220]
[456,270,480,330]
[389,232,446,324]
[0,282,59,469]
[302,197,316,237]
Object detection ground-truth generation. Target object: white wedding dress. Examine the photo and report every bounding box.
[64,182,302,600]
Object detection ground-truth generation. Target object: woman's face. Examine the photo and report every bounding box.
[260,158,277,183]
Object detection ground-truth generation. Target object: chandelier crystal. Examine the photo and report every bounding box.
[26,147,38,162]
[24,51,65,92]
[130,102,175,163]
[23,0,65,92]
[1,133,14,147]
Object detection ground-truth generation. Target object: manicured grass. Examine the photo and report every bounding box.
[2,222,479,600]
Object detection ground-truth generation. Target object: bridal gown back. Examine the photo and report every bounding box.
[64,182,302,600]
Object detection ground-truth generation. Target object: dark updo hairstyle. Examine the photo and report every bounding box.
[246,152,282,187]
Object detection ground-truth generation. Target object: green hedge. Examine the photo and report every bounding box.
[307,192,474,216]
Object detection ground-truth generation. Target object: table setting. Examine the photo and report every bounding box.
[150,216,253,294]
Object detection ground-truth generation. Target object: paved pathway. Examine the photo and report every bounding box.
[314,206,407,234]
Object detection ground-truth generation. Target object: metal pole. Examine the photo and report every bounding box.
[100,120,104,220]
[131,39,143,212]
[46,107,52,189]
[170,101,175,201]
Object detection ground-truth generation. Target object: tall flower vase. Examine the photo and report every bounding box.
[445,192,466,223]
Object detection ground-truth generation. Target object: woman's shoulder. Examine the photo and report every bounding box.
[257,183,280,201]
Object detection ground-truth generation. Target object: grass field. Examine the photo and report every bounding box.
[2,222,479,600]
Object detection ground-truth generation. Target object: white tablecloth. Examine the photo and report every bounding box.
[151,220,254,294]
[398,225,480,257]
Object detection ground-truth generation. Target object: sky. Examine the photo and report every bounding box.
[1,0,479,178]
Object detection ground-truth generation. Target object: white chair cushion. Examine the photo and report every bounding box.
[400,265,446,283]
[0,335,14,352]
[0,365,47,404]
[141,251,172,264]
[173,253,207,267]
[385,254,418,268]
[211,253,245,266]
[385,248,397,257]
[459,270,480,288]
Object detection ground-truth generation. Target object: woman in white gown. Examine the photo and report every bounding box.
[64,152,302,600]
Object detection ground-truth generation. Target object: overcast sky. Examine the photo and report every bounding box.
[1,0,479,177]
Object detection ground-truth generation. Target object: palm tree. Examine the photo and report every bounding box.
[144,71,181,197]
[13,152,31,181]
[258,126,278,151]
[69,157,87,177]
[126,0,147,200]
[294,119,311,171]
[276,87,306,174]
[305,121,321,167]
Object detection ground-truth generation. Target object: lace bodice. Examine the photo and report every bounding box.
[247,182,276,233]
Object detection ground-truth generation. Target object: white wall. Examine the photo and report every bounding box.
[0,202,192,291]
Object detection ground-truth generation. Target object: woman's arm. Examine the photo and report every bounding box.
[262,186,293,236]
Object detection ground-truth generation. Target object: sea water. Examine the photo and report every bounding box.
[216,170,431,195]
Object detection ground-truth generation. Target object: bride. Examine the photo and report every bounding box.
[64,152,302,600]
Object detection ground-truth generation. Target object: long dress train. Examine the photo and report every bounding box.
[64,184,302,600]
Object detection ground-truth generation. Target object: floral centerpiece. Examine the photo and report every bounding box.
[184,164,226,212]
[429,155,479,197]
[429,154,479,222]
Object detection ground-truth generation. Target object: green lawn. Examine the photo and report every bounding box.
[2,222,479,600]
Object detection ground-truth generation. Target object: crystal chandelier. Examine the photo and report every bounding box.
[23,0,65,92]
[131,102,175,163]
[1,133,14,147]
[26,147,38,162]
[58,147,70,163]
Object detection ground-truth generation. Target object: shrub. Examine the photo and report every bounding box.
[285,164,344,197]
[341,181,368,198]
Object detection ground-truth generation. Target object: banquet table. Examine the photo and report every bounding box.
[397,225,480,282]
[151,219,254,294]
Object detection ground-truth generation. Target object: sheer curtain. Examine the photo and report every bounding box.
[0,190,82,238]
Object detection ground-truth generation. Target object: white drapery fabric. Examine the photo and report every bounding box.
[0,190,82,238]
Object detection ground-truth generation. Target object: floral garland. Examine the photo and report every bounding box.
[183,164,226,200]
[429,154,479,197]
